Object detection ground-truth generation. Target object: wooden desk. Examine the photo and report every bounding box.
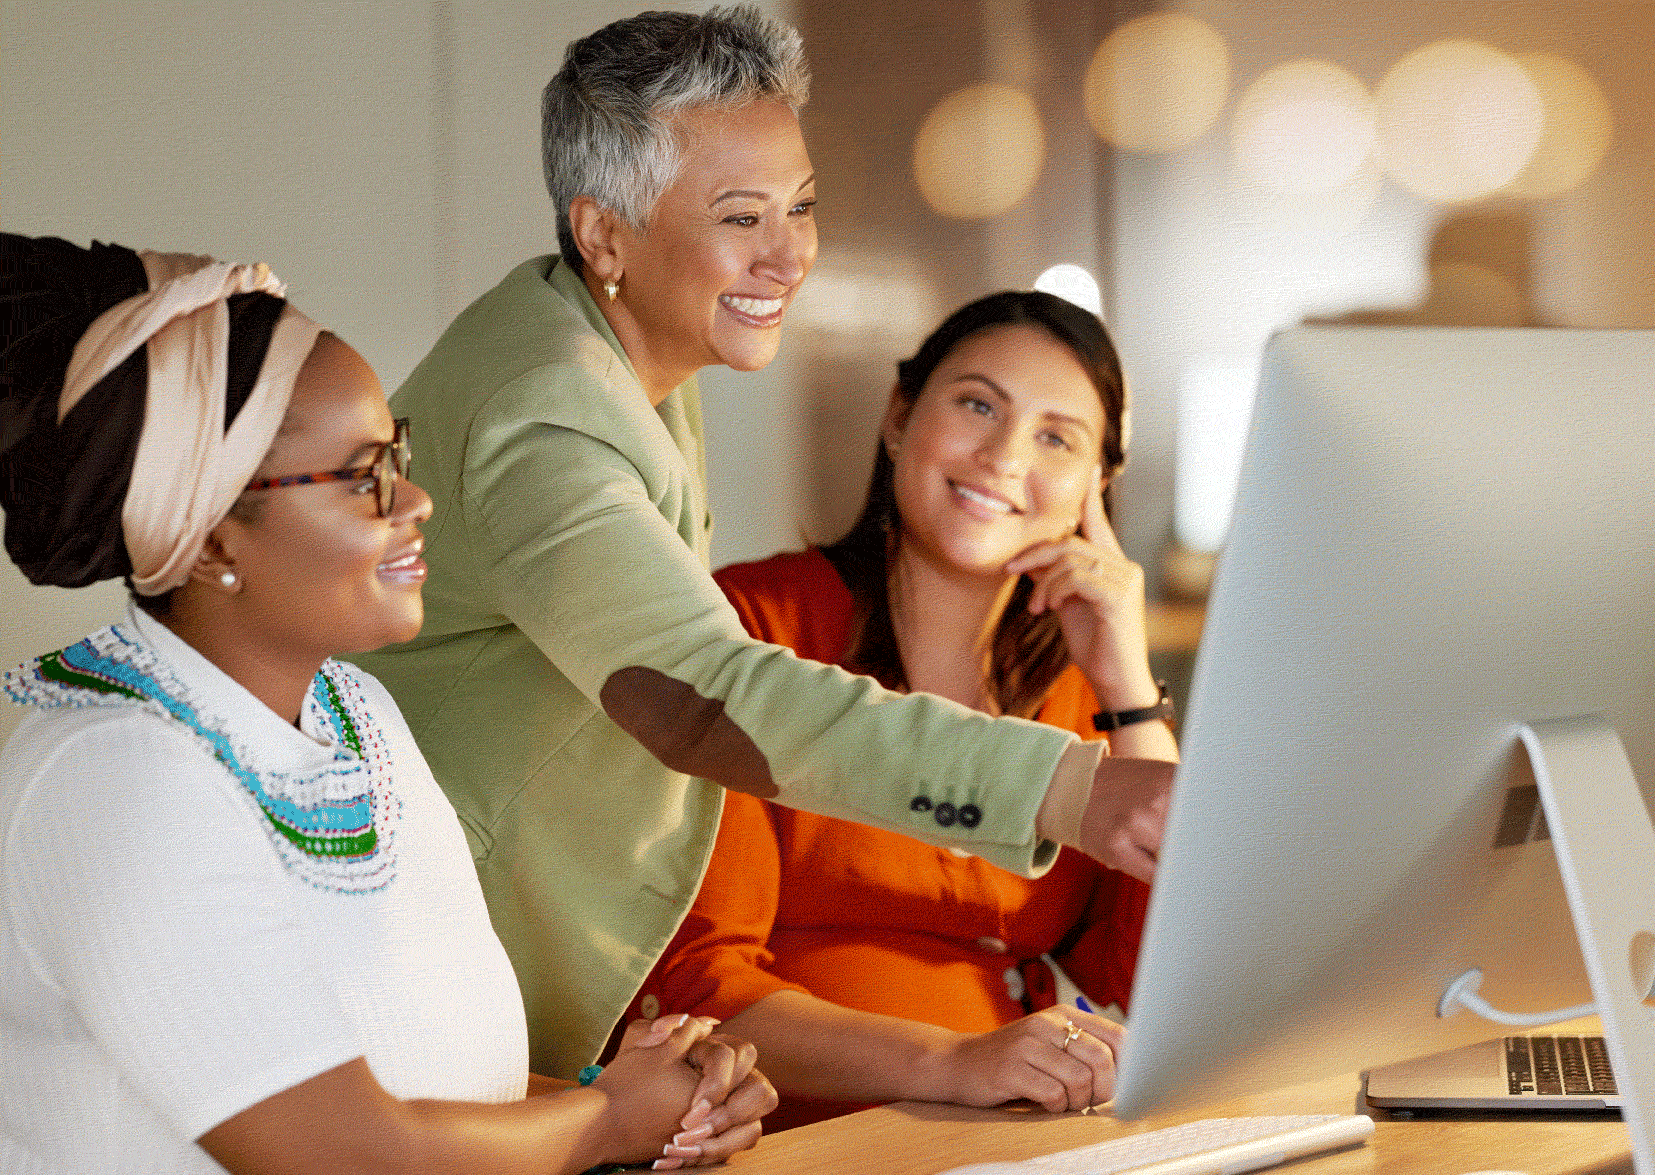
[728,1068,1632,1174]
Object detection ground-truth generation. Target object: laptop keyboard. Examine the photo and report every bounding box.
[1506,1035,1617,1096]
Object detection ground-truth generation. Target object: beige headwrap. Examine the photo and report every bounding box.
[58,251,323,595]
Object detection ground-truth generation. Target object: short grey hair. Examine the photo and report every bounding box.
[542,5,811,274]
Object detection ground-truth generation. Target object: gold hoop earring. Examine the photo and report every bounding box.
[604,277,620,302]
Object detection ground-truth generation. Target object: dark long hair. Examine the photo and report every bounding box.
[820,290,1127,718]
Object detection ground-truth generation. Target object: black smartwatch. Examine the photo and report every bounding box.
[1092,679,1174,732]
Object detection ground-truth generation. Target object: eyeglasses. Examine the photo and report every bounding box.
[244,418,411,518]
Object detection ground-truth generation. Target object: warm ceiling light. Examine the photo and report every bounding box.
[1504,52,1614,199]
[1231,59,1375,194]
[912,82,1045,220]
[1033,263,1102,316]
[1374,39,1543,204]
[1084,13,1231,154]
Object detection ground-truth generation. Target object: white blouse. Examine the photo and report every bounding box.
[0,606,527,1174]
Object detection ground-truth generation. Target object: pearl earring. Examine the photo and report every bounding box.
[604,277,620,302]
[220,571,237,589]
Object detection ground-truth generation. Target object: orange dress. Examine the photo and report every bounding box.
[628,549,1150,1129]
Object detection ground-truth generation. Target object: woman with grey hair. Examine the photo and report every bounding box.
[355,4,1174,1098]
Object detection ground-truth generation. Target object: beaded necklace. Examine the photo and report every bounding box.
[3,623,399,893]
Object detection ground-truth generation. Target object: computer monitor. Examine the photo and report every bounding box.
[1111,327,1655,1161]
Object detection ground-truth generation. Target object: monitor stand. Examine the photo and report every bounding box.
[1519,716,1655,1175]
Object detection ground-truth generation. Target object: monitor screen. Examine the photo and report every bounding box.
[1112,326,1655,1119]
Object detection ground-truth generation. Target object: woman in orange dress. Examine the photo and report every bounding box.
[628,290,1180,1129]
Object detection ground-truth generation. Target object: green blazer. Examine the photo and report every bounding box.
[354,256,1078,1077]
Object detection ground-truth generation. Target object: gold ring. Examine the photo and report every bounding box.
[1061,1020,1082,1050]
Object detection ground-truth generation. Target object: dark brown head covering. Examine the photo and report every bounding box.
[0,233,287,588]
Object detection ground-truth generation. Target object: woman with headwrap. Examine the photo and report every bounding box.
[352,3,1175,1085]
[0,233,773,1174]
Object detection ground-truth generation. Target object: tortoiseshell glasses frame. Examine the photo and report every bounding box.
[244,418,411,517]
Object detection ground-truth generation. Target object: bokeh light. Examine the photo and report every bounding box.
[912,83,1045,220]
[1231,60,1375,194]
[1504,52,1614,199]
[1084,13,1231,154]
[1374,39,1543,204]
[1034,263,1102,316]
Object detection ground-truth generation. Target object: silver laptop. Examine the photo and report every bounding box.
[1365,1033,1622,1112]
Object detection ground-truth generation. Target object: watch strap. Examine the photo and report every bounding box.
[1093,679,1174,732]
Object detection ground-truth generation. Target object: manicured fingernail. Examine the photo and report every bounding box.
[675,1125,715,1145]
[646,1013,688,1041]
[664,1143,702,1159]
[653,1160,684,1171]
[680,1097,713,1130]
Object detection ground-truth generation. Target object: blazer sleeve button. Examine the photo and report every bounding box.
[910,795,933,812]
[934,801,957,827]
[957,803,982,829]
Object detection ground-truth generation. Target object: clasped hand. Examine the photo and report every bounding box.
[593,1013,777,1169]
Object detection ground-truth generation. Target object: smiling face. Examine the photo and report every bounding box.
[884,323,1107,579]
[607,98,817,397]
[220,334,433,659]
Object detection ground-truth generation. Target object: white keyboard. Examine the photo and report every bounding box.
[941,1114,1374,1175]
